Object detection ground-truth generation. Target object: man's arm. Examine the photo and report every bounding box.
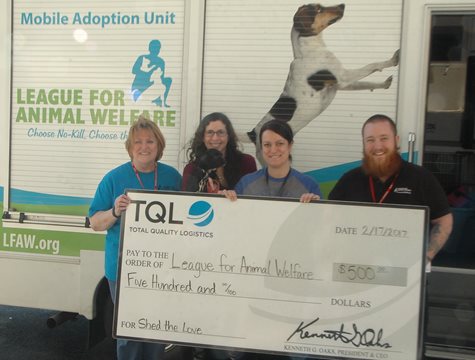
[427,213,453,261]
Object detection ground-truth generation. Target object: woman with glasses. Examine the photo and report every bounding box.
[182,112,257,193]
[182,112,256,359]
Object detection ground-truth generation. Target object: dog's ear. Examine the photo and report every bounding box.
[198,149,225,171]
[293,4,318,36]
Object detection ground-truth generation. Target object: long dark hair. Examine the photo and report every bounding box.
[187,112,245,188]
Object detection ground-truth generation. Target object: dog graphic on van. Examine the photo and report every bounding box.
[245,3,399,163]
[131,39,172,107]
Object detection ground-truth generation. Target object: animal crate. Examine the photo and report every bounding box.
[423,151,475,191]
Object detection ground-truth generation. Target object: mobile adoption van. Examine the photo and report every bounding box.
[1,0,475,358]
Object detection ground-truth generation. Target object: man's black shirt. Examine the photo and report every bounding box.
[329,160,450,220]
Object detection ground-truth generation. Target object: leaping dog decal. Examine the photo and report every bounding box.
[243,3,399,163]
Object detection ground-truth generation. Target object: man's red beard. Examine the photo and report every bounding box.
[362,150,402,179]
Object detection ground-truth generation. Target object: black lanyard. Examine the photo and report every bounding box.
[266,168,291,197]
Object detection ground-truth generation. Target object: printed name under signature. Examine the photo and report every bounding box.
[287,317,392,349]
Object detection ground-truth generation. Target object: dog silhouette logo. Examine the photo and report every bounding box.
[187,201,214,227]
[131,39,172,107]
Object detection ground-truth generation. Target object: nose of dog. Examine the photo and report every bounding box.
[337,4,345,16]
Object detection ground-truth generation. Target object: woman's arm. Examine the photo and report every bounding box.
[299,193,320,203]
[89,194,130,231]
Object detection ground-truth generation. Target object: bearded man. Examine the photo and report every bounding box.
[329,114,453,262]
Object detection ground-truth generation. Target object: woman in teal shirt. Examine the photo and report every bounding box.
[89,115,181,360]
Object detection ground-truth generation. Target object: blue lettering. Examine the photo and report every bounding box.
[20,12,68,25]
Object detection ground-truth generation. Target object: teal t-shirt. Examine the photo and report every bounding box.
[89,161,181,280]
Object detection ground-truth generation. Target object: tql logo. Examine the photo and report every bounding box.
[187,201,214,227]
[130,200,183,224]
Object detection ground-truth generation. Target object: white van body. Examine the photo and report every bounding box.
[1,0,474,358]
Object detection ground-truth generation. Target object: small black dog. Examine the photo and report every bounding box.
[186,149,225,192]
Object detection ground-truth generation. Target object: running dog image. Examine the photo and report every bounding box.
[245,3,399,163]
[131,39,172,107]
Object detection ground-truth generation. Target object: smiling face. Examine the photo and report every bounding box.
[362,120,401,179]
[203,120,228,155]
[130,128,159,172]
[261,130,292,171]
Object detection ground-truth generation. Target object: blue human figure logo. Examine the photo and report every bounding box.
[131,40,172,107]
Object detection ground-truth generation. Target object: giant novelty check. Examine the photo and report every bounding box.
[114,190,428,360]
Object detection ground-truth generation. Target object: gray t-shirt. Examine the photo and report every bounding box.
[234,168,322,198]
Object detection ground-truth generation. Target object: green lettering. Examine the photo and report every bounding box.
[73,90,83,105]
[49,108,62,123]
[90,108,107,124]
[16,107,27,122]
[48,89,59,105]
[130,110,141,123]
[63,109,75,124]
[17,89,25,104]
[36,89,48,104]
[153,110,165,126]
[166,111,176,127]
[76,109,84,124]
[26,89,35,104]
[107,109,118,125]
[114,90,125,106]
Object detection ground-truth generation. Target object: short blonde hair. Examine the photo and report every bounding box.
[125,114,166,161]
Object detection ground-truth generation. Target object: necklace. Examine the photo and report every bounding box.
[131,162,158,190]
[369,173,399,203]
[265,167,291,197]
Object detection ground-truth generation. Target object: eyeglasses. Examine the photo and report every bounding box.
[205,130,227,138]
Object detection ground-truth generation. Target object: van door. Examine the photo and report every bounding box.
[398,2,475,358]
